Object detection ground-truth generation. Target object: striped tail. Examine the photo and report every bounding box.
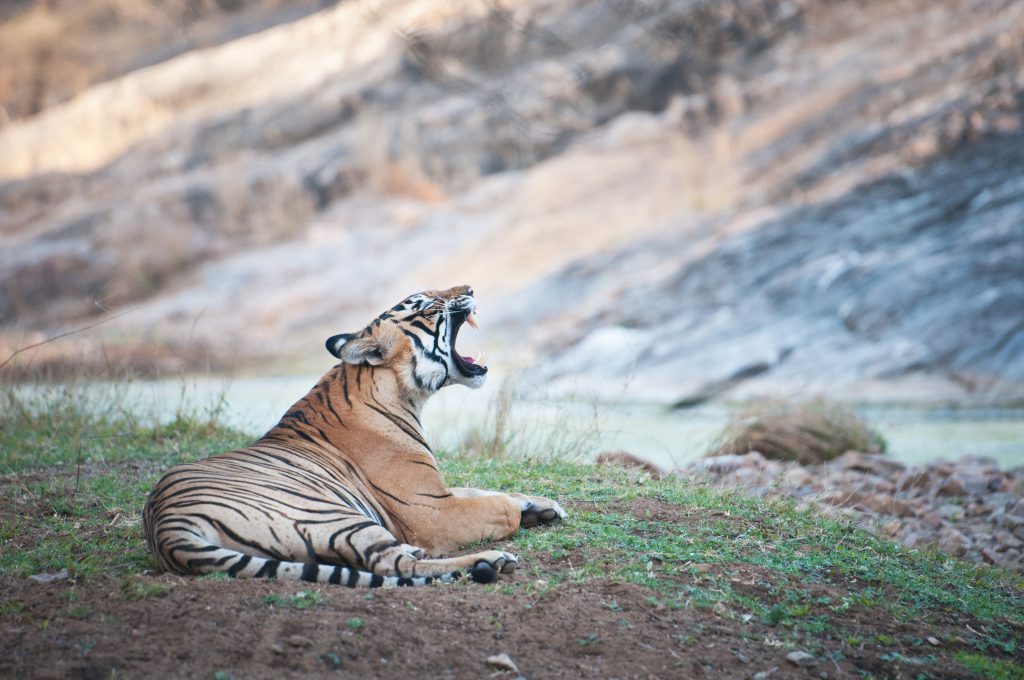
[156,540,460,587]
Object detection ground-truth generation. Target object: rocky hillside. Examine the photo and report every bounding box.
[1,0,1022,403]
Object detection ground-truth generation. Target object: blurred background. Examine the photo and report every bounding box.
[1,0,1023,465]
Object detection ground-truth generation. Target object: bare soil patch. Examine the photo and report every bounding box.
[1,498,1013,679]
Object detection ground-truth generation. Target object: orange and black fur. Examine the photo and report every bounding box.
[143,286,564,586]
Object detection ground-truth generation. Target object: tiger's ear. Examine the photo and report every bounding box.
[326,329,397,366]
[326,333,356,359]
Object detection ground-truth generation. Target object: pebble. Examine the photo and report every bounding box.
[786,651,817,667]
[486,653,520,673]
[28,569,70,583]
[287,634,313,648]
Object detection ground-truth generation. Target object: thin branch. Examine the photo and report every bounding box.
[0,308,136,372]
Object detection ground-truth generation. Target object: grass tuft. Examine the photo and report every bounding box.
[708,398,887,463]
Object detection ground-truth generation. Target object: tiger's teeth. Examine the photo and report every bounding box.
[477,350,486,365]
[466,310,479,329]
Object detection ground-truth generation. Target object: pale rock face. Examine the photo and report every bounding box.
[1,0,1023,403]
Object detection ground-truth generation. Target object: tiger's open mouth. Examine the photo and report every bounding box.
[450,306,487,377]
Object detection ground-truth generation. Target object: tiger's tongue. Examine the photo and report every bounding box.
[462,355,476,364]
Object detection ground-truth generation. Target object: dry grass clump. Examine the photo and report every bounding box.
[708,399,886,464]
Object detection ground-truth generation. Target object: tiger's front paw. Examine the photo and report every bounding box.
[518,496,567,528]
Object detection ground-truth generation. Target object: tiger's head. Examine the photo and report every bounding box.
[326,285,487,401]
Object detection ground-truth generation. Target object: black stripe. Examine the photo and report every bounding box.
[254,560,280,579]
[369,481,412,507]
[228,555,252,577]
[342,368,352,407]
[185,557,219,568]
[409,459,439,471]
[329,566,342,585]
[346,568,361,588]
[400,327,426,351]
[397,577,414,587]
[416,491,452,499]
[365,403,430,451]
[301,562,320,582]
[369,574,385,588]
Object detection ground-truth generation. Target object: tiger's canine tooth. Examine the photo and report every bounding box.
[466,310,479,329]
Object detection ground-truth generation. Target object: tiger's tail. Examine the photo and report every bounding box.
[151,537,462,587]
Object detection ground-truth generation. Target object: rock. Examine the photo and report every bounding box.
[831,452,904,476]
[786,651,817,667]
[1002,514,1024,529]
[696,452,768,474]
[937,504,966,521]
[937,477,967,497]
[486,653,520,674]
[783,467,813,487]
[859,494,914,517]
[898,470,932,492]
[994,530,1023,550]
[287,635,313,648]
[938,527,970,557]
[596,451,665,479]
[753,668,778,680]
[28,568,70,583]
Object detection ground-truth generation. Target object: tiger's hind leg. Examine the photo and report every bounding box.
[317,522,517,584]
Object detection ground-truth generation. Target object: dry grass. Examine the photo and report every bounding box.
[458,371,602,461]
[708,398,886,464]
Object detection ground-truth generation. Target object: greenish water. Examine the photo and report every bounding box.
[17,375,1024,470]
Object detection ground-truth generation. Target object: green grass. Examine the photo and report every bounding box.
[2,386,1022,673]
[955,652,1024,680]
[263,590,324,609]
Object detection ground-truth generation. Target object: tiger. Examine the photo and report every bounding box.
[143,285,565,587]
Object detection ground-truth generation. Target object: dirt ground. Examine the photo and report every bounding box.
[1,500,1015,680]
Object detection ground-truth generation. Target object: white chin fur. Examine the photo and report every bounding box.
[449,371,487,389]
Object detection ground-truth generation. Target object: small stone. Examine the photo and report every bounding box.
[898,470,931,492]
[927,636,940,646]
[981,548,1001,564]
[287,635,313,648]
[938,504,966,521]
[270,644,285,655]
[999,549,1021,568]
[786,651,817,667]
[753,668,778,680]
[937,527,970,557]
[783,467,813,487]
[28,569,70,583]
[595,451,665,479]
[937,477,967,496]
[994,530,1023,550]
[881,519,901,537]
[486,653,520,673]
[966,503,991,517]
[1002,514,1024,529]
